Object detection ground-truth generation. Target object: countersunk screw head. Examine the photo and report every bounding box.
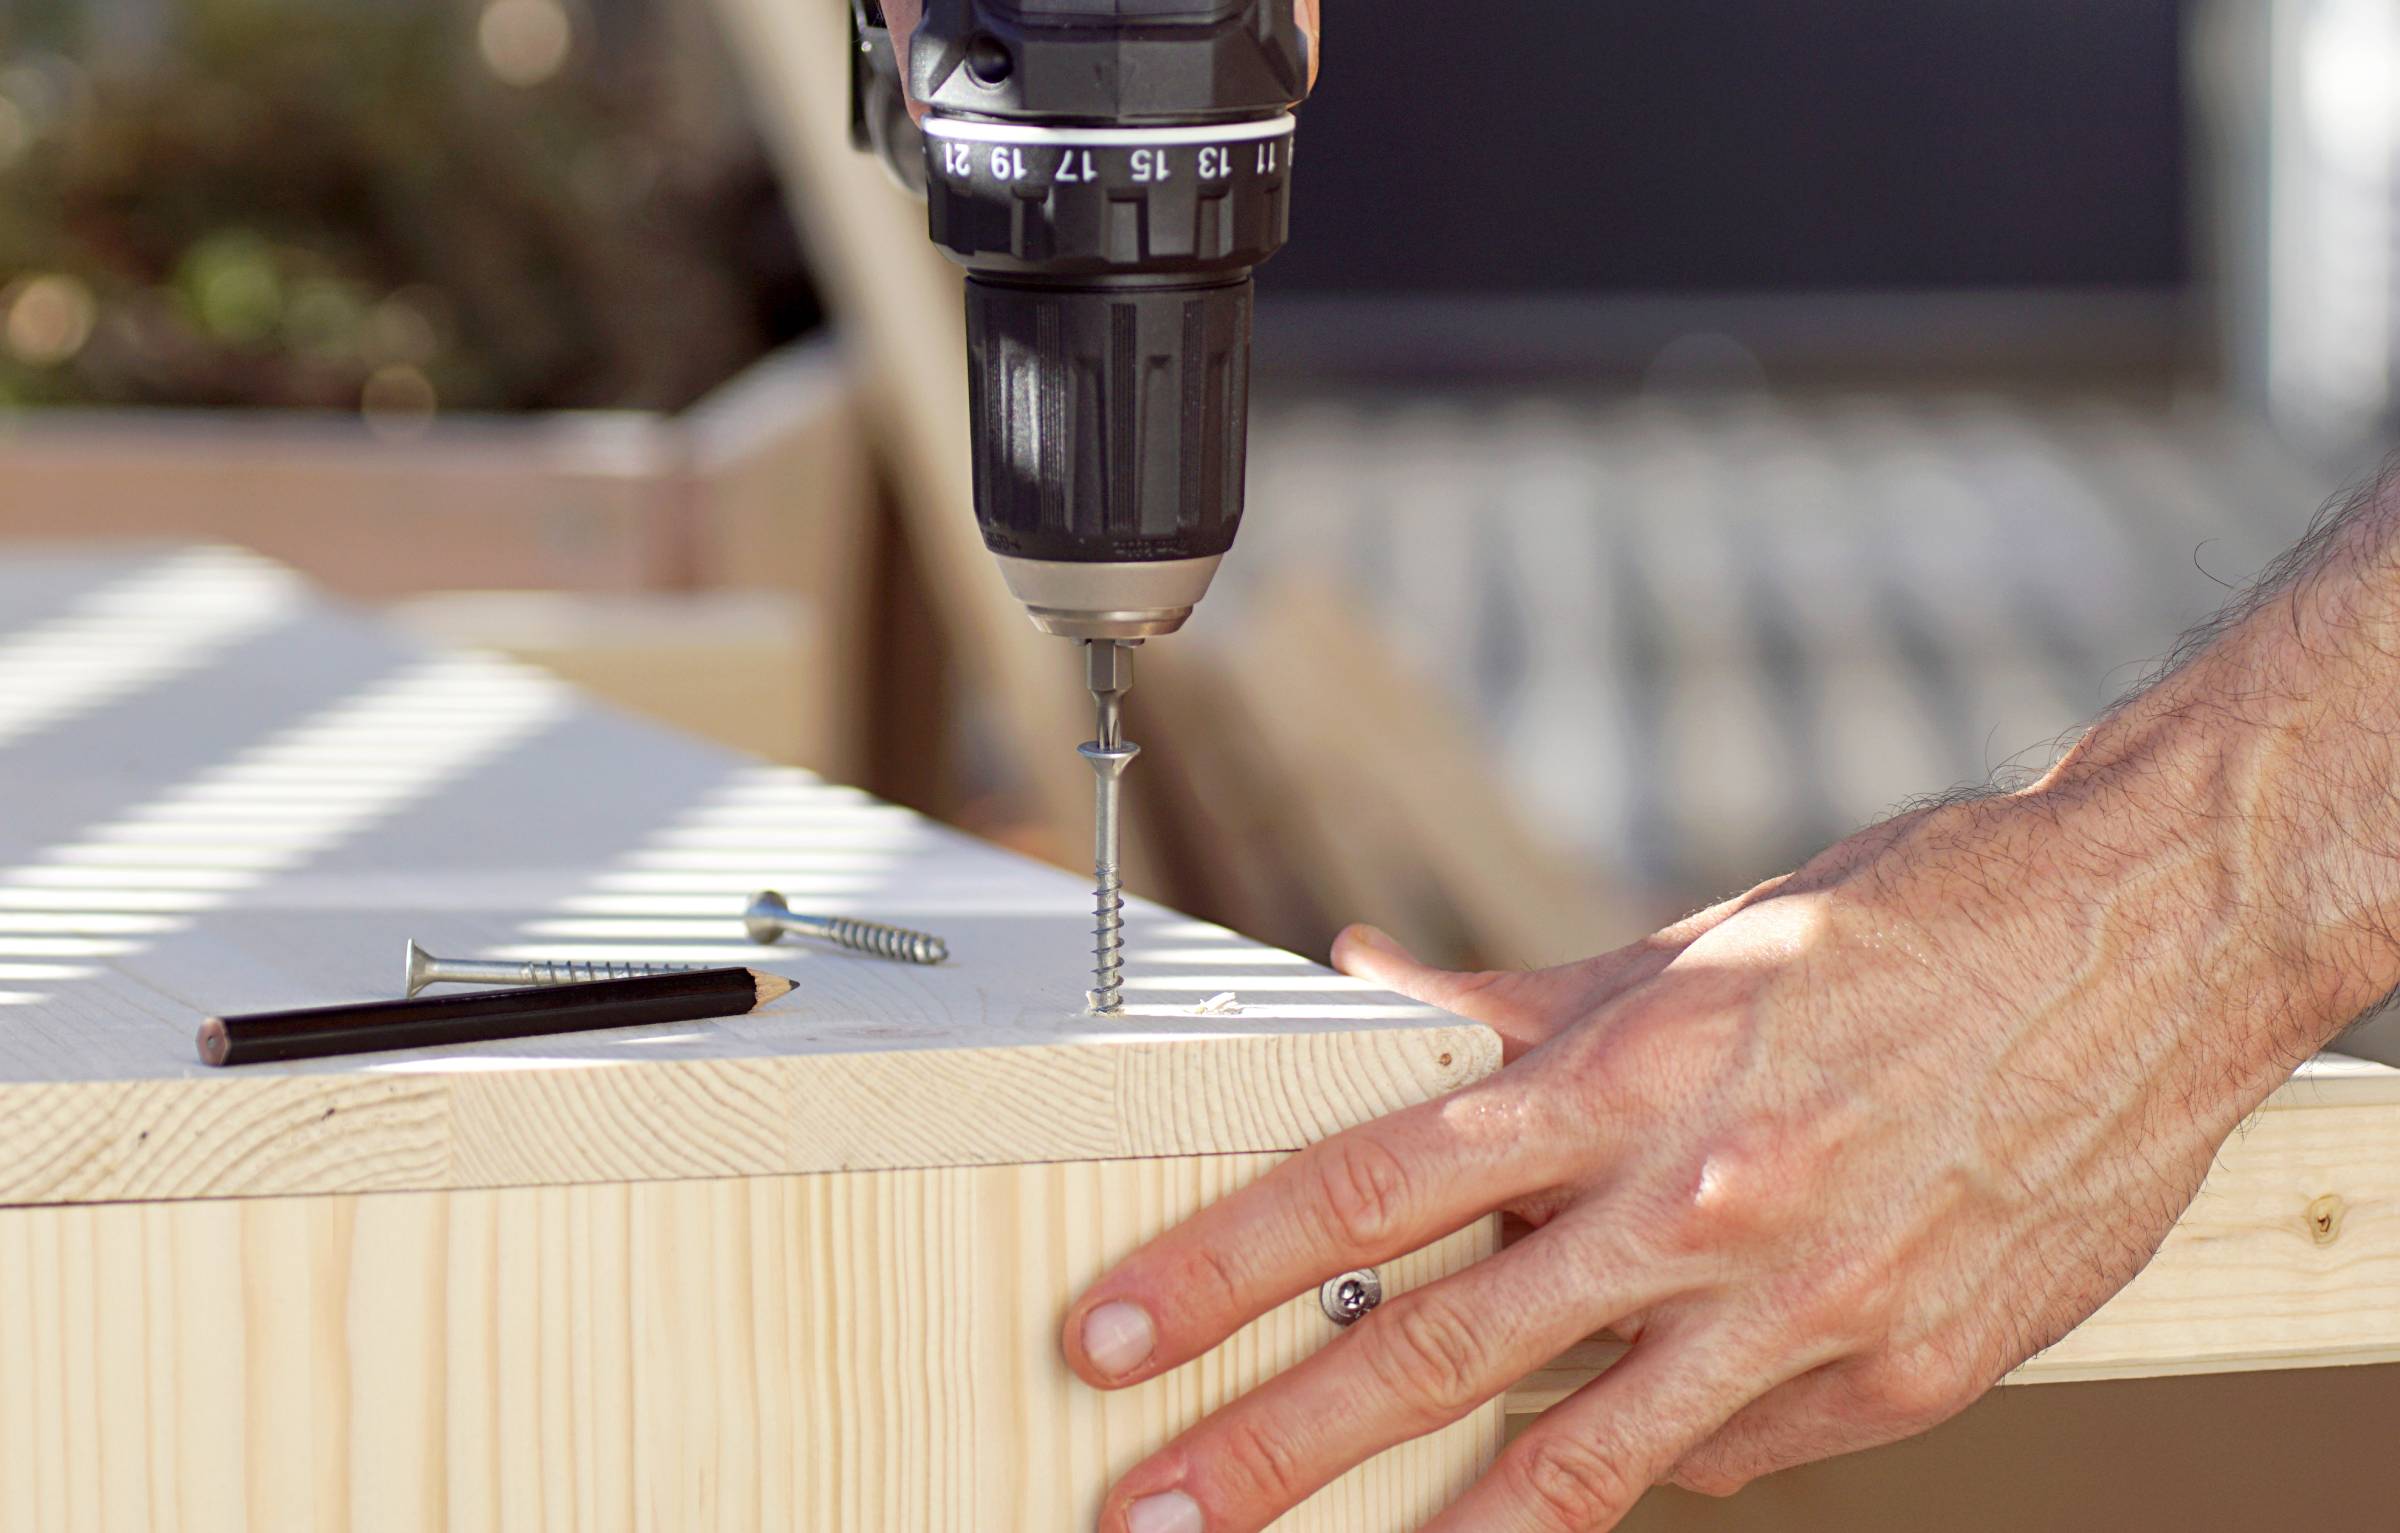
[403,938,435,999]
[1077,740,1140,779]
[1319,1268,1382,1326]
[745,889,793,945]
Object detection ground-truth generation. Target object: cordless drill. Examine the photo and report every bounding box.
[851,0,1314,1011]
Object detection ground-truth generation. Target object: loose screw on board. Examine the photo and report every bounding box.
[744,890,949,966]
[404,939,710,999]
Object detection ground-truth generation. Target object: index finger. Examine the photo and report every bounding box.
[1062,1081,1569,1389]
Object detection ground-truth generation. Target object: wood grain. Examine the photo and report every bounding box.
[0,1158,1502,1533]
[1504,1067,2400,1414]
[0,1028,1496,1207]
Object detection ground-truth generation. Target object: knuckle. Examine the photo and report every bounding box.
[1759,1260,1892,1349]
[1554,1005,1710,1131]
[1313,1132,1415,1250]
[1363,1294,1489,1423]
[1850,1352,1981,1429]
[1167,1238,1250,1326]
[1506,1436,1640,1531]
[1442,967,1515,1002]
[1642,1162,1783,1263]
[1671,1457,1753,1499]
[1212,1413,1312,1510]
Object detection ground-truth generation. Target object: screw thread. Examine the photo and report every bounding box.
[1087,868,1126,1014]
[520,957,708,987]
[820,917,949,966]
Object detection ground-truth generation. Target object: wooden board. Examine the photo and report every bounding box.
[0,1154,1502,1533]
[3,546,2397,1406]
[0,343,865,606]
[0,548,1493,1207]
[387,591,841,773]
[1506,1055,2400,1409]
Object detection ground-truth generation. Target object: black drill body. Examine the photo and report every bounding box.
[854,0,1312,639]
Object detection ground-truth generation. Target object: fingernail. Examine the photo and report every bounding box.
[1081,1300,1156,1379]
[1126,1490,1203,1533]
[1341,924,1407,960]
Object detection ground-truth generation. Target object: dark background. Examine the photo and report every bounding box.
[1266,0,2189,297]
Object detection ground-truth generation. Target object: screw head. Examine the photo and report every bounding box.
[402,939,434,999]
[1077,740,1141,779]
[744,890,792,946]
[1319,1268,1383,1326]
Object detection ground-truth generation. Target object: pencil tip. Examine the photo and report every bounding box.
[752,972,794,1007]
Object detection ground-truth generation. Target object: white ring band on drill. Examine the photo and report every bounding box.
[920,114,1297,147]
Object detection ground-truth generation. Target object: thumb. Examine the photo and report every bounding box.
[1330,925,1573,1059]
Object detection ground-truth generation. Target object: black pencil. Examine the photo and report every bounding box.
[196,967,795,1066]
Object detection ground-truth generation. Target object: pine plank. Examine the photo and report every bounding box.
[0,1157,1502,1533]
[0,549,1496,1205]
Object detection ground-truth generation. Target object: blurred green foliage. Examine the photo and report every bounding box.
[0,0,814,414]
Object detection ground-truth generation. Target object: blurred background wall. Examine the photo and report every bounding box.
[3,0,2398,1029]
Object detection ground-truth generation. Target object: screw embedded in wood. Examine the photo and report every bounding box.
[402,939,711,998]
[744,890,949,966]
[1320,1268,1383,1326]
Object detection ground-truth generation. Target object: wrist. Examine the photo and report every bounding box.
[2037,485,2400,1065]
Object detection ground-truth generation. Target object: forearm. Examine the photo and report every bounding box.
[2040,474,2400,1086]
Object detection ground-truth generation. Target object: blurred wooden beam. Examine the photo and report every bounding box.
[389,589,840,775]
[1220,585,1643,972]
[0,341,864,599]
[707,0,1102,868]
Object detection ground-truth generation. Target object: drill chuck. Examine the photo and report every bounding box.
[888,0,1311,639]
[927,114,1295,635]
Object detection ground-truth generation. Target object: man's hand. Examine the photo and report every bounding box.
[1061,477,2400,1533]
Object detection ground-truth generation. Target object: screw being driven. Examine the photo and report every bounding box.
[403,939,709,999]
[1319,1268,1384,1326]
[1081,741,1137,1013]
[1082,639,1139,1015]
[744,891,949,966]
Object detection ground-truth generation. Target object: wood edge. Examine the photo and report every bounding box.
[1418,1019,1506,1085]
[1998,1344,2400,1387]
[0,1019,1504,1209]
[1501,1344,2400,1419]
[2259,1063,2400,1110]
